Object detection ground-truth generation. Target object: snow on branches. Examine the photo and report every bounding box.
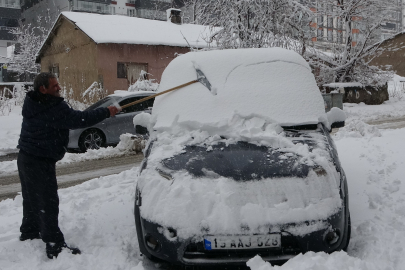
[195,0,314,54]
[308,0,397,86]
[186,0,397,87]
[8,13,53,76]
[128,70,159,92]
[82,82,108,105]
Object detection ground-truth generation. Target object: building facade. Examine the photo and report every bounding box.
[21,0,185,28]
[380,0,402,40]
[36,12,215,101]
[0,0,20,81]
[303,0,403,51]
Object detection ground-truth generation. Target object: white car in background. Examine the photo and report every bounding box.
[68,91,154,152]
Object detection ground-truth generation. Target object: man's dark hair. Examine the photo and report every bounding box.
[34,72,57,92]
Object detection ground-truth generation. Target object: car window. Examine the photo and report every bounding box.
[85,97,117,111]
[119,96,155,113]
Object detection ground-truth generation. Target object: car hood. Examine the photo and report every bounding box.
[137,125,342,239]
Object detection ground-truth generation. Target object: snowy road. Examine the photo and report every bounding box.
[0,154,144,201]
[366,116,405,130]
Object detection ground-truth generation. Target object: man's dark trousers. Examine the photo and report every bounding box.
[17,150,65,243]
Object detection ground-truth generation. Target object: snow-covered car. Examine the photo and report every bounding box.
[68,91,155,152]
[134,48,350,267]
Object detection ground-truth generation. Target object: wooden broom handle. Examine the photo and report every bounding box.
[120,80,199,109]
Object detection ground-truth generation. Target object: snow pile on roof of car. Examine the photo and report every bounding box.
[152,47,327,132]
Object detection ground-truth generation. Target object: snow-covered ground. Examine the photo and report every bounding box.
[0,105,22,156]
[1,113,405,269]
[2,79,405,268]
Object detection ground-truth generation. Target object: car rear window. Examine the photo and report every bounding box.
[85,97,118,111]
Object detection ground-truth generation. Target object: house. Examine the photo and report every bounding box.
[369,32,405,77]
[36,11,216,101]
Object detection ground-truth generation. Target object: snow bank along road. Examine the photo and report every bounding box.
[0,154,144,201]
[366,116,405,130]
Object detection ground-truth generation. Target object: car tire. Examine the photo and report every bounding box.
[78,128,106,152]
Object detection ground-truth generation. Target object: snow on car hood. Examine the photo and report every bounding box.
[152,47,328,132]
[137,120,342,240]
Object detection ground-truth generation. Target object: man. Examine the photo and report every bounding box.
[17,72,120,259]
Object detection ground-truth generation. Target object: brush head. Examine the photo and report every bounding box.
[196,68,215,95]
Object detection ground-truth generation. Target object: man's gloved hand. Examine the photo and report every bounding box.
[107,106,121,117]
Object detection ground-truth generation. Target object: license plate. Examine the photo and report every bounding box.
[203,234,281,250]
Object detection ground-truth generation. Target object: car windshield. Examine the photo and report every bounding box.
[85,97,118,111]
[162,141,311,181]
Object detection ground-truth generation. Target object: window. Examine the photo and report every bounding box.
[317,15,324,40]
[119,97,155,113]
[127,8,135,17]
[117,62,127,78]
[117,62,148,84]
[51,64,59,78]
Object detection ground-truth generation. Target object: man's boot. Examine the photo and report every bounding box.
[19,232,41,241]
[46,242,81,259]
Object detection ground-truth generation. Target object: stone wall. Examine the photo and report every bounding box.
[343,85,388,105]
[324,84,389,105]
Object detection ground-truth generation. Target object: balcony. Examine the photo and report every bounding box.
[0,0,20,9]
[70,0,110,14]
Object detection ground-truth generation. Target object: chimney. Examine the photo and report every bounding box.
[167,8,182,24]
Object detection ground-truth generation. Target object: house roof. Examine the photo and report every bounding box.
[36,12,218,62]
[62,12,217,47]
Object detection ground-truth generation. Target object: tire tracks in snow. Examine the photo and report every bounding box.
[0,154,144,201]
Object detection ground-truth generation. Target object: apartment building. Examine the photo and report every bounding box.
[303,0,403,51]
[21,0,184,28]
[0,0,20,81]
[380,0,402,40]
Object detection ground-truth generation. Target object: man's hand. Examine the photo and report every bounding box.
[107,106,121,117]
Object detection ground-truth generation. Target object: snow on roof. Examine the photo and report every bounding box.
[61,12,217,48]
[324,82,364,88]
[152,47,327,131]
[110,90,156,98]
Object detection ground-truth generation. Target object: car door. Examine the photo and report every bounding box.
[104,95,154,144]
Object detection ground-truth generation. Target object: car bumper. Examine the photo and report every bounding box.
[135,206,347,266]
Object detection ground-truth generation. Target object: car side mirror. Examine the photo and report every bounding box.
[136,125,149,135]
[326,107,346,131]
[331,121,345,129]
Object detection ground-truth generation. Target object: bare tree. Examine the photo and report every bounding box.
[181,0,205,24]
[191,0,315,55]
[309,0,398,86]
[8,11,54,79]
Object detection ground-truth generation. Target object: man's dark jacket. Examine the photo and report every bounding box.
[18,91,110,161]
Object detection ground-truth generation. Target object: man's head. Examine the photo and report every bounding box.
[34,72,61,97]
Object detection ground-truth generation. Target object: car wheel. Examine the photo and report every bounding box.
[78,129,106,152]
